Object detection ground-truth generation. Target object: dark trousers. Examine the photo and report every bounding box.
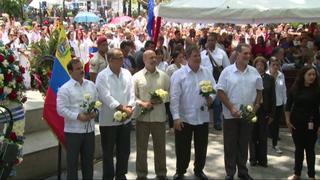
[65,132,95,180]
[249,110,268,165]
[269,105,283,146]
[175,122,208,174]
[165,102,173,128]
[292,128,317,178]
[212,97,222,127]
[100,122,131,180]
[223,118,252,177]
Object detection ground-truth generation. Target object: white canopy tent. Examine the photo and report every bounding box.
[158,0,320,24]
[29,0,72,9]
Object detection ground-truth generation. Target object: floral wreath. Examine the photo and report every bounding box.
[0,44,26,102]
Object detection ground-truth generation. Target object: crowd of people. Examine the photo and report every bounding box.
[1,12,320,180]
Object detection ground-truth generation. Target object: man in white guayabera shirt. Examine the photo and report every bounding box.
[57,58,98,180]
[217,43,263,180]
[95,48,135,180]
[170,45,216,180]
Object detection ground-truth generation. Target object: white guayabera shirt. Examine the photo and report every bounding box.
[170,65,216,125]
[217,64,263,119]
[57,78,97,133]
[95,66,135,126]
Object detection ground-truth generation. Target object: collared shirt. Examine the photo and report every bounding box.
[200,47,230,72]
[89,52,108,74]
[217,64,263,119]
[133,68,170,122]
[166,63,182,77]
[57,78,97,133]
[170,65,217,125]
[96,66,135,126]
[266,70,287,106]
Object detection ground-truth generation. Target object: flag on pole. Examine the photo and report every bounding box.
[146,0,154,37]
[43,23,72,145]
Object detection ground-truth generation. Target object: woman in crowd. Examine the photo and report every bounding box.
[250,56,276,167]
[18,33,31,88]
[165,50,184,132]
[285,66,320,180]
[166,50,184,77]
[155,48,168,72]
[267,57,287,154]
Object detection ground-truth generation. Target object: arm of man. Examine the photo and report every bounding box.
[216,69,240,118]
[132,74,153,111]
[170,72,184,130]
[96,73,122,111]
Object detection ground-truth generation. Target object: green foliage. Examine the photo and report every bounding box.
[0,0,28,20]
[30,29,59,95]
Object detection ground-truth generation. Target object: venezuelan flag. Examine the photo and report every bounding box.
[43,24,71,144]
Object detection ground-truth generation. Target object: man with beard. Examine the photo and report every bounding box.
[57,58,97,180]
[217,44,263,180]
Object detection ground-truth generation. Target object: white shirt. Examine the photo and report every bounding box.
[200,47,230,72]
[96,66,135,126]
[170,65,217,125]
[57,78,97,133]
[157,61,168,72]
[135,39,145,51]
[266,70,287,106]
[217,64,263,119]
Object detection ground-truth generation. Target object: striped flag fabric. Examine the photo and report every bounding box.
[146,0,154,37]
[43,23,71,145]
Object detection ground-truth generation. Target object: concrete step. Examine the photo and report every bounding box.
[24,90,47,134]
[13,124,102,179]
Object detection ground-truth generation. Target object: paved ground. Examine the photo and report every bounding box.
[47,126,320,180]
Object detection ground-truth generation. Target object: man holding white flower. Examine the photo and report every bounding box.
[170,45,216,180]
[95,48,135,180]
[217,44,263,180]
[57,58,98,180]
[133,50,170,180]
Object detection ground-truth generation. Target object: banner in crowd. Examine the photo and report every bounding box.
[43,23,71,145]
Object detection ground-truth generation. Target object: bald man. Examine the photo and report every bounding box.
[133,50,170,180]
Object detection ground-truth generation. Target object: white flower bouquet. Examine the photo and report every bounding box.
[240,104,257,123]
[199,80,216,97]
[79,93,102,113]
[140,89,168,116]
[113,110,128,122]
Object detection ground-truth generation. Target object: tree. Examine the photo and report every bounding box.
[0,0,28,20]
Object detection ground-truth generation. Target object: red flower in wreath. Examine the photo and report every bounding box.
[0,88,3,94]
[0,55,3,62]
[16,76,23,83]
[4,73,13,81]
[19,66,25,74]
[9,132,17,141]
[8,91,17,100]
[7,55,15,63]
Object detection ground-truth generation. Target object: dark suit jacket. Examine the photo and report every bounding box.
[260,73,276,117]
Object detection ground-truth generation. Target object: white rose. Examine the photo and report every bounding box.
[199,80,206,87]
[94,101,102,109]
[14,65,19,71]
[2,60,9,67]
[114,111,123,121]
[252,116,257,123]
[201,86,209,93]
[247,105,253,112]
[4,87,12,94]
[122,112,127,119]
[83,93,91,101]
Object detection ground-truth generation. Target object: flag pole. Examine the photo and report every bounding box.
[57,143,62,180]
